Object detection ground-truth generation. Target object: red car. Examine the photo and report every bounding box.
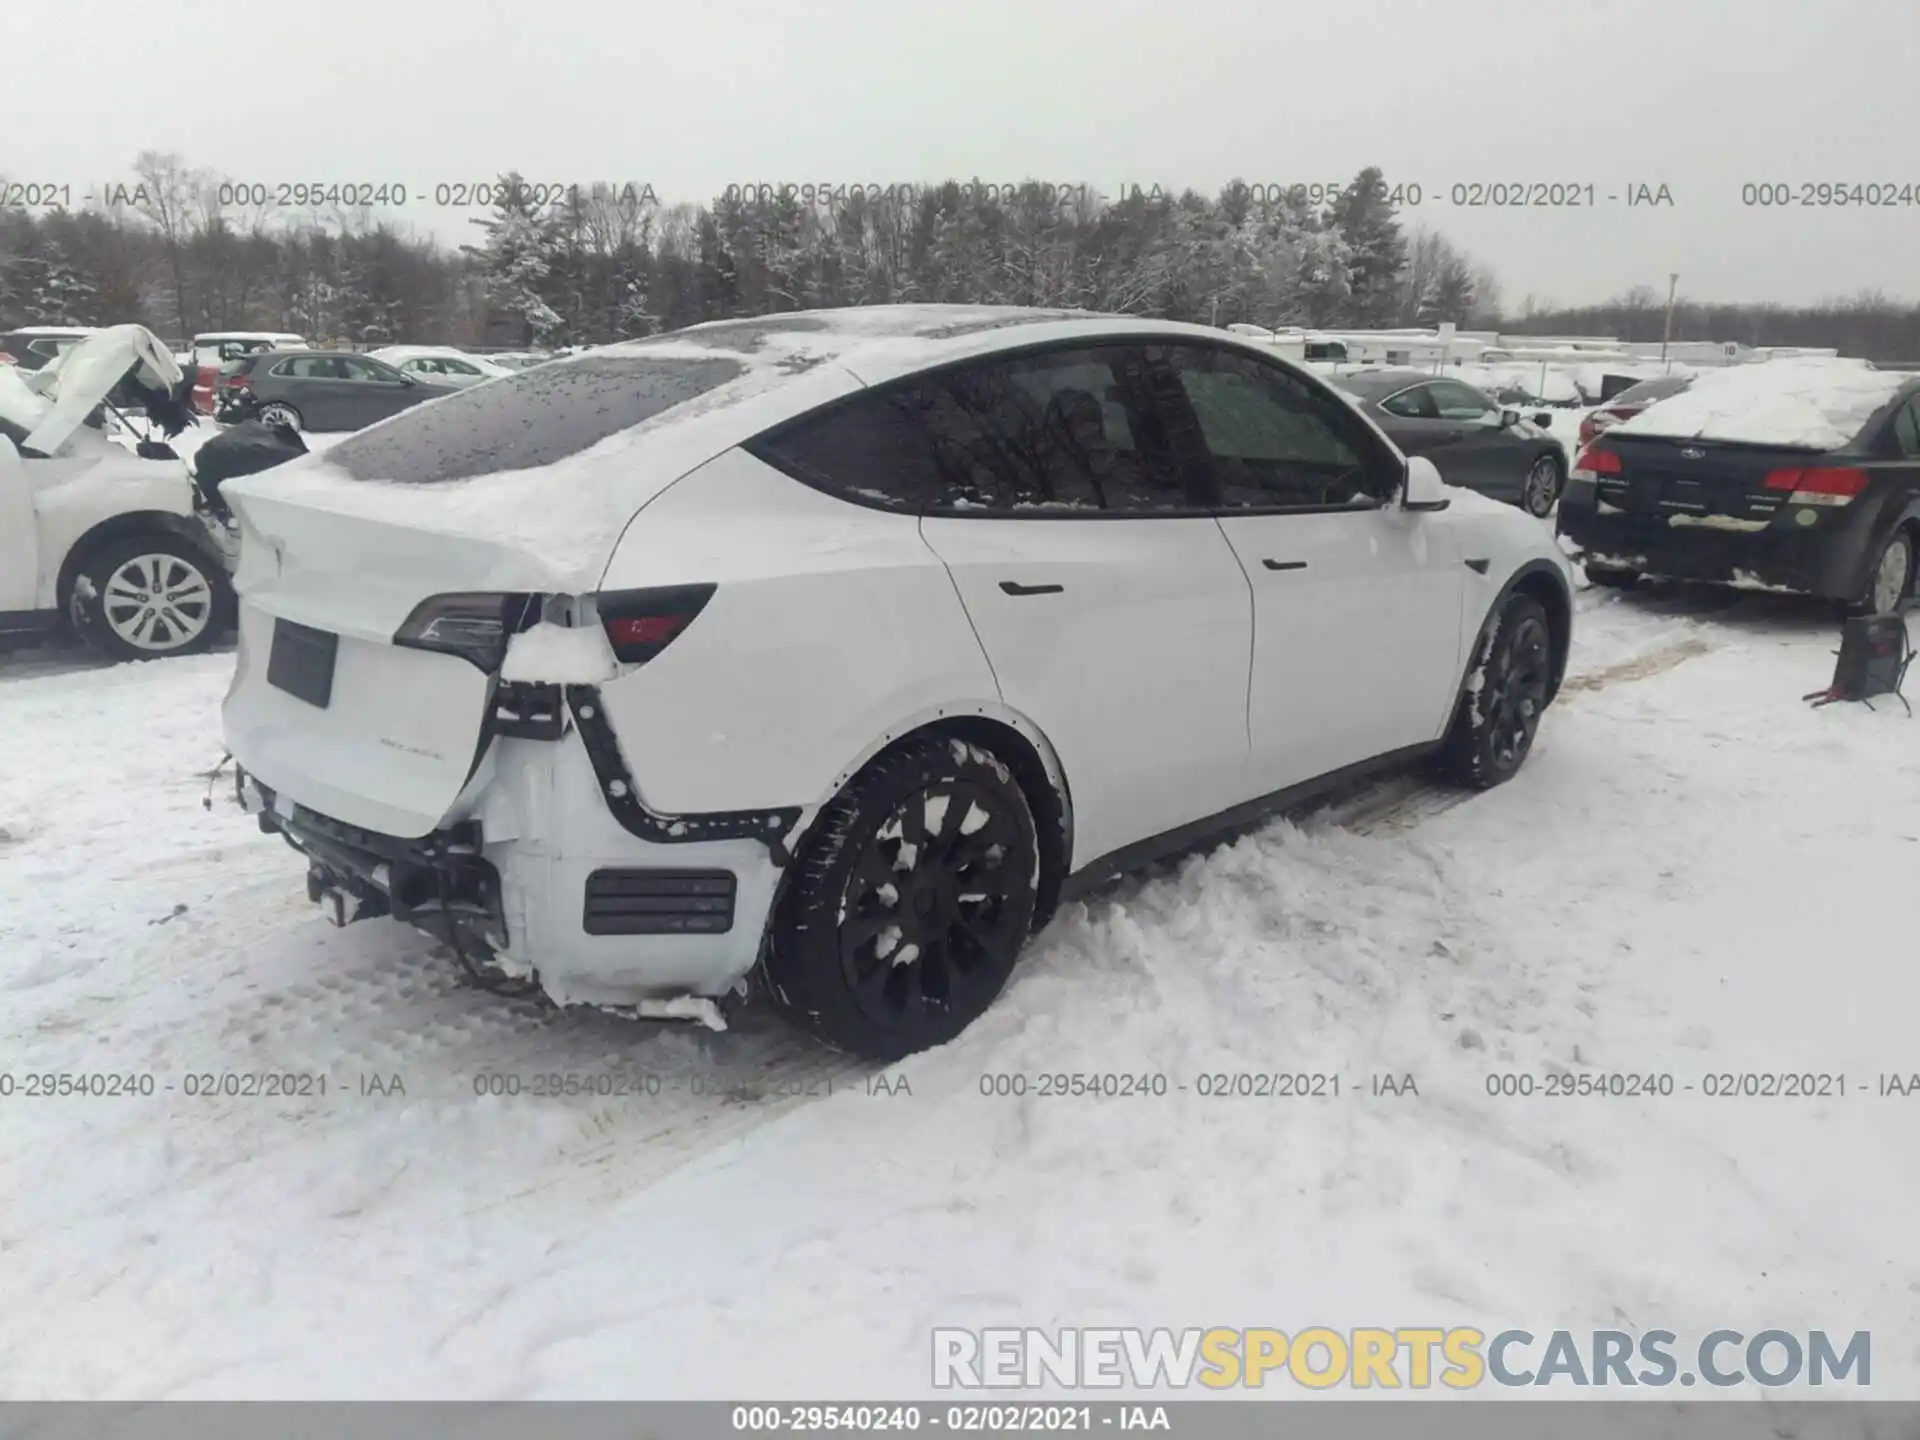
[1578,373,1693,448]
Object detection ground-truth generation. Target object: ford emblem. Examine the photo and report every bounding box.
[1680,446,1706,459]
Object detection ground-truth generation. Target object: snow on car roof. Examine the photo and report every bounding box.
[193,331,308,345]
[371,345,489,357]
[1609,359,1907,450]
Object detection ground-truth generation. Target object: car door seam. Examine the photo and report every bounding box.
[919,514,1007,703]
[1210,513,1258,753]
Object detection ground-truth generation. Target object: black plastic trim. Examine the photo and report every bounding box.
[564,686,801,861]
[252,787,503,939]
[583,868,737,936]
[0,608,61,635]
[1059,741,1439,901]
[491,681,566,740]
[1464,557,1491,574]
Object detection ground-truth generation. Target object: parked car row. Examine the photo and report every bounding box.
[215,349,466,430]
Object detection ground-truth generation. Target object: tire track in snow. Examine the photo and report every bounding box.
[54,862,870,1210]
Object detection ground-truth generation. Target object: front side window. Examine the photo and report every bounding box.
[1166,347,1390,510]
[1427,379,1499,421]
[274,355,345,379]
[440,358,481,376]
[339,355,401,382]
[750,345,1191,514]
[1381,385,1438,419]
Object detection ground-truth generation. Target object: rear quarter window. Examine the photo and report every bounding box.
[325,355,745,483]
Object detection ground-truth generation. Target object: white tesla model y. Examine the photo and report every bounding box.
[221,306,1574,1059]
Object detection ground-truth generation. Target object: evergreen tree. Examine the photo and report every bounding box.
[462,172,564,346]
[1326,166,1407,325]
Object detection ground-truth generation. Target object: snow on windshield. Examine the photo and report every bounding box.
[1610,359,1904,450]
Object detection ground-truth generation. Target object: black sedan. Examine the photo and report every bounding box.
[1558,372,1920,615]
[1331,369,1566,516]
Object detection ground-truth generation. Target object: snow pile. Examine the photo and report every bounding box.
[1611,360,1906,450]
[499,621,618,683]
[1455,363,1583,406]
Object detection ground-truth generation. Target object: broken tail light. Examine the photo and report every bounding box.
[394,593,544,671]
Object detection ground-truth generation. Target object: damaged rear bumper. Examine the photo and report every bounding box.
[237,766,508,952]
[230,726,790,1009]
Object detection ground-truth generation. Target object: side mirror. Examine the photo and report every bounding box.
[1402,456,1451,512]
[1533,412,1554,428]
[1499,408,1521,428]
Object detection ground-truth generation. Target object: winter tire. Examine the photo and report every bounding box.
[71,533,231,663]
[1850,529,1912,617]
[1520,455,1563,518]
[256,402,302,431]
[1439,591,1553,790]
[760,734,1040,1061]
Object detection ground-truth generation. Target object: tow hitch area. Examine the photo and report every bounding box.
[307,864,390,927]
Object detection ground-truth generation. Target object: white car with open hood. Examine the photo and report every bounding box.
[220,305,1575,1059]
[0,324,238,661]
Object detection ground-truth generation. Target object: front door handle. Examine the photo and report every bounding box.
[999,581,1064,596]
[1261,559,1308,572]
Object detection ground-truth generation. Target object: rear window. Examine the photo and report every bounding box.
[1614,376,1692,407]
[326,355,745,483]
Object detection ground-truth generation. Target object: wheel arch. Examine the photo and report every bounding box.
[1862,505,1920,603]
[1458,558,1573,710]
[56,510,228,614]
[780,700,1075,935]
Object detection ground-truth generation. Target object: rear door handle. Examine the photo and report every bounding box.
[999,581,1064,596]
[1261,559,1308,572]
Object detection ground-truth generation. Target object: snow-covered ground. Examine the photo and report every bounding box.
[2,576,1918,1399]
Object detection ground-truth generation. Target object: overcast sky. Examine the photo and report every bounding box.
[8,0,1917,310]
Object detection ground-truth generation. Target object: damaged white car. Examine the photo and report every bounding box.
[0,325,237,661]
[220,306,1571,1059]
